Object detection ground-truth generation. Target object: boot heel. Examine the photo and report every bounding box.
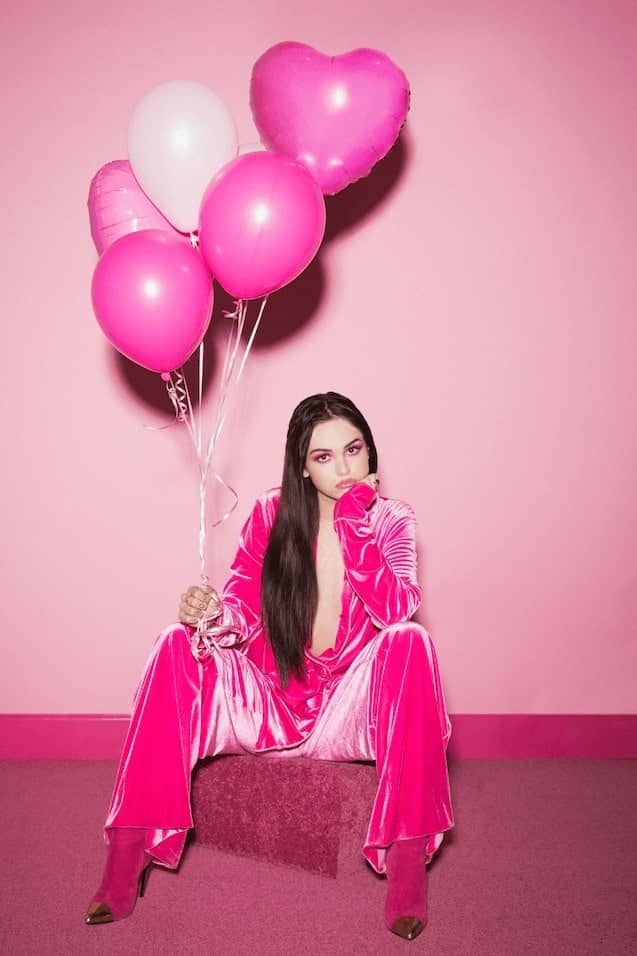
[138,864,151,899]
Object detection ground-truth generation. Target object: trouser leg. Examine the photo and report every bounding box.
[104,624,216,868]
[365,622,454,873]
[287,622,454,874]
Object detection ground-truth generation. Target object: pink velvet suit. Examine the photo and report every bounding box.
[104,481,455,874]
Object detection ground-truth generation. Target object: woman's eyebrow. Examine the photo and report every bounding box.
[309,437,363,453]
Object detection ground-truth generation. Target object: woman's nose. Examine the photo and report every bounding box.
[335,457,350,476]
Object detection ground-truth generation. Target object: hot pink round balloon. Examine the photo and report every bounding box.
[198,151,325,300]
[87,160,187,255]
[91,230,213,374]
[250,42,410,195]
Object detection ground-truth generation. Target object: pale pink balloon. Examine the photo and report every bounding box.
[87,160,186,255]
[198,151,325,300]
[250,42,410,195]
[128,80,237,233]
[91,230,213,374]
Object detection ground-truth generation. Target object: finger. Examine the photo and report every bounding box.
[186,597,208,612]
[179,608,201,624]
[181,600,201,615]
[181,597,203,613]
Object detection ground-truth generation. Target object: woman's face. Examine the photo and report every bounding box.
[303,416,371,501]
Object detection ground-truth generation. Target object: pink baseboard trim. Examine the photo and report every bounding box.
[446,714,637,759]
[0,714,131,760]
[1,713,635,760]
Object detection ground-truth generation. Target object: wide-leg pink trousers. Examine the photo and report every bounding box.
[104,622,454,875]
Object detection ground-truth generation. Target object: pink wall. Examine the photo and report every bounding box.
[3,0,636,715]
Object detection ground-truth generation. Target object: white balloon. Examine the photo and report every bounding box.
[238,142,267,155]
[128,81,237,233]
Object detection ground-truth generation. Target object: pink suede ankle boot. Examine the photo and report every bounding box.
[384,837,429,940]
[85,827,152,925]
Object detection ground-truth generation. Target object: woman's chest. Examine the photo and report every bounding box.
[315,524,344,588]
[311,526,346,654]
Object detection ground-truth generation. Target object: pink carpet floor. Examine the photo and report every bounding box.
[0,758,635,955]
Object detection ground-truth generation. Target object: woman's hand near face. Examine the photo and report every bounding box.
[178,585,221,626]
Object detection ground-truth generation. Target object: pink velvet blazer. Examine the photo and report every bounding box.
[206,481,423,702]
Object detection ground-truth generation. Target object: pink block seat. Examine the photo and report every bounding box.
[192,754,379,877]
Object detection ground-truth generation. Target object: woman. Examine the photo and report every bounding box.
[85,391,455,941]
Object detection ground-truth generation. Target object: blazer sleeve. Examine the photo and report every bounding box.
[333,482,422,628]
[197,492,275,650]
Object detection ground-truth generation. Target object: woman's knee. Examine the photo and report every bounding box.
[377,622,434,664]
[151,623,220,682]
[151,623,195,662]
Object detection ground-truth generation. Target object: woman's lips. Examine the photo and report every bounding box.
[337,479,356,488]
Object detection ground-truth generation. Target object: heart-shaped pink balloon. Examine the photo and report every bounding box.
[88,160,187,255]
[250,42,410,195]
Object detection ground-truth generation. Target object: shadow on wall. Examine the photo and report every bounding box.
[109,128,412,412]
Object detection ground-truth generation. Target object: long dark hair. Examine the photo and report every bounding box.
[261,392,378,687]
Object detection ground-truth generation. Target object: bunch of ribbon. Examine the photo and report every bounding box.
[157,288,268,658]
[161,293,268,582]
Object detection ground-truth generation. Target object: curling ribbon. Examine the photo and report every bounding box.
[141,277,269,659]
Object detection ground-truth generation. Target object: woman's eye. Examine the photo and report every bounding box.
[347,445,361,455]
[315,454,329,463]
